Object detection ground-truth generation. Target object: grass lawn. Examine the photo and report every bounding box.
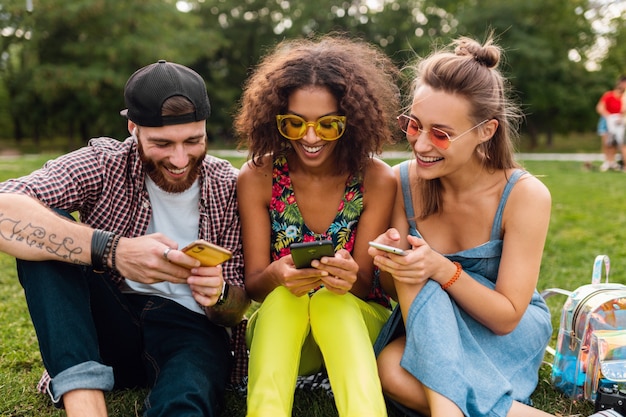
[1,151,624,416]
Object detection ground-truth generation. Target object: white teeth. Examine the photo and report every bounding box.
[302,145,323,153]
[168,167,186,174]
[417,154,442,163]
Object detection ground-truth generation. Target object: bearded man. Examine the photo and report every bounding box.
[0,60,249,417]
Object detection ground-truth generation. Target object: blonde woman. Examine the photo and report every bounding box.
[370,35,620,417]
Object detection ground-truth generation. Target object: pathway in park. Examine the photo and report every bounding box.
[0,149,606,162]
[211,149,605,162]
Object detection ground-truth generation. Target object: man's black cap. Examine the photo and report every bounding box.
[120,60,210,127]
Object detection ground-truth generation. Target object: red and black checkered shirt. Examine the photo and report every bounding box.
[0,136,243,287]
[0,136,248,384]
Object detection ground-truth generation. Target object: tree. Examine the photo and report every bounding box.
[0,0,621,147]
[596,1,626,79]
[0,0,35,143]
[409,0,601,148]
[1,0,227,145]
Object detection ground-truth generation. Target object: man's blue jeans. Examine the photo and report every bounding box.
[17,253,232,417]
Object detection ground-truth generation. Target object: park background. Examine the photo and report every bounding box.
[1,0,626,416]
[1,0,626,153]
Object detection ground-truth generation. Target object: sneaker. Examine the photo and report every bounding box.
[610,162,622,171]
[589,410,624,417]
[600,161,611,172]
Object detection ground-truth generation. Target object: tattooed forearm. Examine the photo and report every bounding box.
[0,213,86,264]
[46,234,85,263]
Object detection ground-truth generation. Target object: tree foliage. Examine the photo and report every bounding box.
[449,0,601,146]
[0,0,624,148]
[1,0,223,143]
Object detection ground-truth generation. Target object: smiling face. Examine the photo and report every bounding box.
[284,86,342,169]
[132,120,207,193]
[407,85,491,178]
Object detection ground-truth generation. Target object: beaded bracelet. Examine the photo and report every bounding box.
[103,234,115,269]
[110,235,122,272]
[441,261,462,290]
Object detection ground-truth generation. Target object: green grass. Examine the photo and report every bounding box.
[0,128,605,155]
[2,153,624,416]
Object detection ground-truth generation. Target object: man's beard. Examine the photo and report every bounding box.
[138,140,205,193]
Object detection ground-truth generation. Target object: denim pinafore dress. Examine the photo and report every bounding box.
[374,162,552,417]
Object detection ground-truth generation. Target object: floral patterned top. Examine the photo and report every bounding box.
[269,155,390,308]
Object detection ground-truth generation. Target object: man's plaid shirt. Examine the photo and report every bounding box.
[0,136,248,384]
[0,136,243,288]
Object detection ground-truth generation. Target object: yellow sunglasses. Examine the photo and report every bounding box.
[276,114,347,141]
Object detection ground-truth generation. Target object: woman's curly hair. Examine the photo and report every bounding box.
[234,34,401,175]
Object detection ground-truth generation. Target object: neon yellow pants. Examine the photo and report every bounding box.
[245,286,390,417]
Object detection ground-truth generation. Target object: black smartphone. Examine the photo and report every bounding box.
[290,240,335,269]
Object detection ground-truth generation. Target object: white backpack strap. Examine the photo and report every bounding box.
[540,288,572,300]
[591,254,610,284]
[539,287,572,360]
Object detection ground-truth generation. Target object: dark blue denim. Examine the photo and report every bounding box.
[16,225,232,417]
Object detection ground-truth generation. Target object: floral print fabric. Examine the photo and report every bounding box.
[269,155,390,307]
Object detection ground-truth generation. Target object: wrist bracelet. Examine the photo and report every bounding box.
[91,229,115,272]
[216,281,229,305]
[110,235,122,272]
[103,234,115,269]
[441,261,462,290]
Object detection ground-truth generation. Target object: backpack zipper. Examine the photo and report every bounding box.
[569,288,624,351]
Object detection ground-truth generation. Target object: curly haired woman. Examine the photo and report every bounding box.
[234,34,401,417]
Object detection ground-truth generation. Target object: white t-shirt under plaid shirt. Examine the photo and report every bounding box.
[0,135,248,386]
[0,135,243,290]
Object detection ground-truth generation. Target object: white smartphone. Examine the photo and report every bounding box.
[368,241,407,256]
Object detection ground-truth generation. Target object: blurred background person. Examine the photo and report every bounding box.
[596,76,626,171]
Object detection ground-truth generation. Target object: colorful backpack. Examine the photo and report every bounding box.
[584,329,626,401]
[541,255,626,401]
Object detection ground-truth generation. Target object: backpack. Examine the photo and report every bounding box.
[541,255,626,401]
[584,329,626,401]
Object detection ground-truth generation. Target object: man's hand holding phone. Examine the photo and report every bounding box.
[165,240,232,307]
[188,269,226,308]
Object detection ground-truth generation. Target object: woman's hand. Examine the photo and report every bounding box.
[269,255,327,297]
[371,233,445,287]
[313,249,358,295]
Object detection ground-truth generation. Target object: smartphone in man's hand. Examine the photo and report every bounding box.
[180,240,233,266]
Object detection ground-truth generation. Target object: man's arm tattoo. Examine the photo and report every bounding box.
[0,213,86,264]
